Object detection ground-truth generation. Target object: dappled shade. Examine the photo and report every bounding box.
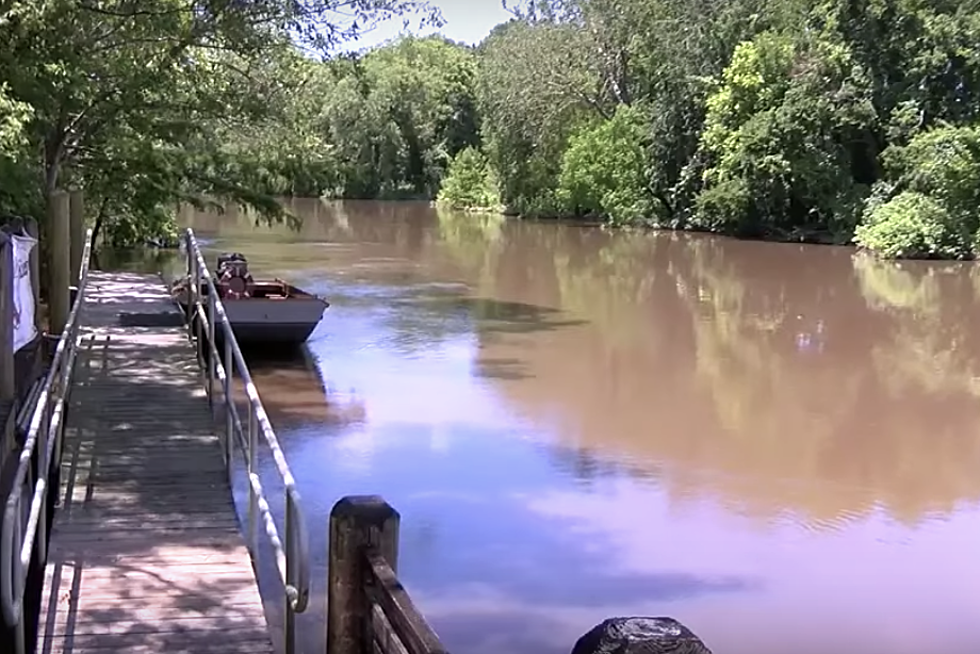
[38,272,273,654]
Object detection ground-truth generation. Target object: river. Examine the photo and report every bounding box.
[152,198,980,654]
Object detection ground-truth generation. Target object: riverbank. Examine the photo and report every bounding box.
[435,201,851,248]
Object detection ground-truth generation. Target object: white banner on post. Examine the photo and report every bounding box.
[11,232,37,353]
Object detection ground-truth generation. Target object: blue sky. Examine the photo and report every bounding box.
[346,0,513,49]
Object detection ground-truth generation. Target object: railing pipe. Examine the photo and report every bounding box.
[181,228,310,654]
[0,228,93,654]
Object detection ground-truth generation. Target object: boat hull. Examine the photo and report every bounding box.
[173,287,328,347]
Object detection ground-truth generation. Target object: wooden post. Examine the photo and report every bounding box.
[327,496,400,654]
[0,233,14,402]
[177,202,191,230]
[48,190,71,336]
[69,189,85,287]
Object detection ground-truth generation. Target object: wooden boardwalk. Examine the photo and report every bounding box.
[36,272,274,654]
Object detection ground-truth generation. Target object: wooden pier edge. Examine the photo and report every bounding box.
[325,495,714,654]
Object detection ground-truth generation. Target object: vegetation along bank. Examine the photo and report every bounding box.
[2,0,979,260]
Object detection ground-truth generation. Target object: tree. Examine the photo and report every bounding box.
[434,0,980,258]
[0,0,442,245]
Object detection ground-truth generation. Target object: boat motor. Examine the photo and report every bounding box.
[215,252,254,299]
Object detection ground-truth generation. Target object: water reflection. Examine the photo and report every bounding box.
[176,200,980,654]
[440,217,980,525]
[244,347,366,430]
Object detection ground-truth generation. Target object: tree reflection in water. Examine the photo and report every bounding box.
[436,207,980,528]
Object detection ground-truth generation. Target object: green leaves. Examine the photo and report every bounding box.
[557,105,654,226]
[855,125,980,258]
[0,0,442,246]
[0,83,31,152]
[3,0,976,258]
[436,146,499,211]
[425,0,980,259]
[855,191,966,259]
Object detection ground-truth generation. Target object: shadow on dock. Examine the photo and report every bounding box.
[38,331,274,654]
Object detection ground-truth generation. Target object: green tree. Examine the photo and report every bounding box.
[691,31,875,240]
[0,0,441,247]
[855,126,980,258]
[557,105,653,225]
[434,0,980,259]
[436,146,500,210]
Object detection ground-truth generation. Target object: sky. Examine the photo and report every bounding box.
[345,0,514,50]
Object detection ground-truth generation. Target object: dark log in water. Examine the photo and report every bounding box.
[571,617,713,654]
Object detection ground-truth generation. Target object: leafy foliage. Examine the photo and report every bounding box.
[0,0,442,248]
[854,126,980,258]
[557,105,653,226]
[854,192,965,260]
[436,147,500,211]
[435,0,980,259]
[5,0,980,259]
[691,32,875,239]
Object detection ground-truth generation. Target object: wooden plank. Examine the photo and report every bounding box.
[43,577,267,603]
[37,272,274,654]
[47,615,272,637]
[60,501,237,516]
[61,492,234,504]
[43,547,253,565]
[63,467,230,482]
[44,591,269,612]
[56,501,237,516]
[59,516,240,529]
[367,551,448,654]
[40,626,271,654]
[371,602,410,654]
[41,642,272,654]
[48,539,253,558]
[65,444,220,454]
[45,563,258,584]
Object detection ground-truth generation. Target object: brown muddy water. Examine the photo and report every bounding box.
[150,198,980,654]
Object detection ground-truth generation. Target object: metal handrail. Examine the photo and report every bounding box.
[182,228,310,654]
[0,227,94,654]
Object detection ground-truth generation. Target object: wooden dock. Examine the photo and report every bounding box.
[36,271,274,654]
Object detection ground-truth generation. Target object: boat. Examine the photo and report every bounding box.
[171,252,329,346]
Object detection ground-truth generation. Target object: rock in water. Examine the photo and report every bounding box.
[570,617,713,654]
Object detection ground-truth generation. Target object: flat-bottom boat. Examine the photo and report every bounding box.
[171,253,329,346]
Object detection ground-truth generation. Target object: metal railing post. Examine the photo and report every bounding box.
[193,248,202,360]
[2,494,24,652]
[185,233,195,341]
[185,224,192,279]
[223,335,233,474]
[207,290,215,406]
[285,493,295,654]
[247,407,258,554]
[35,387,50,567]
